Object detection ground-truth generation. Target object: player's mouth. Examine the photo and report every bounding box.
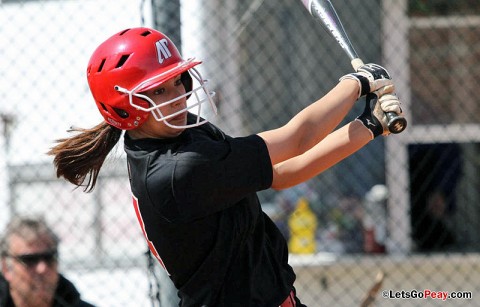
[170,112,187,123]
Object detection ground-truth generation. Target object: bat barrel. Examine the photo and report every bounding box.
[307,0,359,60]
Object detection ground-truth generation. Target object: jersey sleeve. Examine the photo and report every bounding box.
[168,134,272,221]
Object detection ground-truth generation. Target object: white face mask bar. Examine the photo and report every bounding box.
[114,66,217,129]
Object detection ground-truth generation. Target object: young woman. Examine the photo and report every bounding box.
[49,27,402,306]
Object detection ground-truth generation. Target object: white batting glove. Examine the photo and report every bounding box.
[378,93,403,115]
[340,63,394,99]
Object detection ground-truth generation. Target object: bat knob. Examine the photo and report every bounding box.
[386,112,407,134]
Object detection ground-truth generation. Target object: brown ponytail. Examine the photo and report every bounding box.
[48,122,122,192]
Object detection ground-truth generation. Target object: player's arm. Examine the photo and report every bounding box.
[268,92,403,190]
[269,120,370,190]
[258,63,392,166]
[258,79,358,166]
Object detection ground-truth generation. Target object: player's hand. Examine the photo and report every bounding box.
[356,91,403,139]
[340,63,393,98]
[378,93,402,115]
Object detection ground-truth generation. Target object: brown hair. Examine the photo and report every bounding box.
[48,122,122,192]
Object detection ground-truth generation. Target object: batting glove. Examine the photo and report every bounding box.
[340,63,393,98]
[356,91,403,139]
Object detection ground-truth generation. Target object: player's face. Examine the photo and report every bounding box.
[132,75,188,138]
[1,234,59,307]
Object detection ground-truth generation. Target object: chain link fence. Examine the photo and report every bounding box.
[1,0,479,306]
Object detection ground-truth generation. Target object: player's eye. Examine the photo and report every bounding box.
[174,78,183,86]
[153,88,165,95]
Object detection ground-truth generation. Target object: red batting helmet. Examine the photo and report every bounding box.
[86,27,216,130]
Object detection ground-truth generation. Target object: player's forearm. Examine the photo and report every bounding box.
[259,79,359,165]
[289,79,359,152]
[270,120,371,190]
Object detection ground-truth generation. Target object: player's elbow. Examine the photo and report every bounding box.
[271,184,287,191]
[270,167,298,191]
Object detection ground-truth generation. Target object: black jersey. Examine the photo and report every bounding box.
[124,115,296,306]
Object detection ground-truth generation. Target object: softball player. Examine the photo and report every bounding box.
[49,27,402,306]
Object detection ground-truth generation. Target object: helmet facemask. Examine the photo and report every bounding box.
[114,65,217,129]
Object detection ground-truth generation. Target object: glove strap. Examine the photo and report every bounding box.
[356,93,383,139]
[353,73,371,96]
[340,73,371,97]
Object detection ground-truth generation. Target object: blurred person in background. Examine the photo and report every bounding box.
[0,216,95,307]
[48,27,403,306]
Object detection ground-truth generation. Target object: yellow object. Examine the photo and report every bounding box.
[288,197,318,254]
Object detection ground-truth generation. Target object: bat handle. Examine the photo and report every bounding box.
[351,58,364,71]
[352,57,407,134]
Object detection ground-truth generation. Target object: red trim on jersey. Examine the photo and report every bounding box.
[132,194,171,276]
[279,290,296,307]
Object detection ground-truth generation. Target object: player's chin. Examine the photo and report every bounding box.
[165,125,186,138]
[162,114,188,136]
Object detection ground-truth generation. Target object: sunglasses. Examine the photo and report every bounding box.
[7,251,58,268]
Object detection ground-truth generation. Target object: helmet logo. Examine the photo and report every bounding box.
[155,38,172,64]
